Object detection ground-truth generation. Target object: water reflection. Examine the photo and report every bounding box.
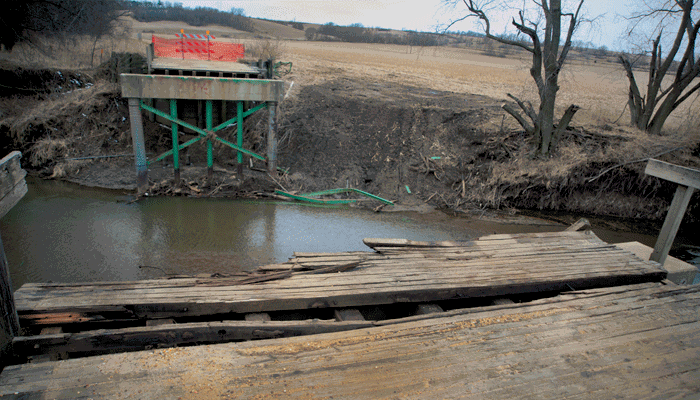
[0,179,481,289]
[3,178,696,289]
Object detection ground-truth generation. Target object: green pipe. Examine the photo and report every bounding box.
[275,190,357,204]
[206,100,213,172]
[302,188,348,197]
[237,101,243,165]
[347,188,394,205]
[301,188,393,205]
[170,99,179,171]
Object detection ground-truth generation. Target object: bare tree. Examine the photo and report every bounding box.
[620,0,700,135]
[446,0,584,157]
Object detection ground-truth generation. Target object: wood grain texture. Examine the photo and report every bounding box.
[2,283,699,399]
[13,231,666,327]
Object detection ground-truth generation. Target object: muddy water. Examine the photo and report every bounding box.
[1,178,697,290]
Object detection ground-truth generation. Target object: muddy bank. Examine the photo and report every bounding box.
[2,62,699,224]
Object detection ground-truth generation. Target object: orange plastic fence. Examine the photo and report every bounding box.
[152,35,245,62]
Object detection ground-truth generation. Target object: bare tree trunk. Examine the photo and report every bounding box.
[454,0,583,157]
[619,1,700,134]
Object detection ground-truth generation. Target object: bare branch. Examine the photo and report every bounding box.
[502,104,535,134]
[557,0,584,68]
[463,0,535,53]
[507,93,538,124]
[673,81,700,108]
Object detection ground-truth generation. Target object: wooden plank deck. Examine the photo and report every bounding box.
[2,282,699,399]
[151,58,261,75]
[13,231,665,325]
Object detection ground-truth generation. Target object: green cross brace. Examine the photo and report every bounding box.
[140,101,268,165]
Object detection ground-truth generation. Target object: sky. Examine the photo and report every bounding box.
[175,1,646,51]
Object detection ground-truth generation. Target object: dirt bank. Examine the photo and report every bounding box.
[1,60,699,224]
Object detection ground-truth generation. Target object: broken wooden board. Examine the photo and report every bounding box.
[12,319,373,361]
[2,282,699,399]
[13,231,666,329]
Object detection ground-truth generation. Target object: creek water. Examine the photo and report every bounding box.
[1,177,697,290]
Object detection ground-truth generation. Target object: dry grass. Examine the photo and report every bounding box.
[243,37,287,61]
[0,34,144,70]
[280,40,698,133]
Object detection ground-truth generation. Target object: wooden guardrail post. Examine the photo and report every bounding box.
[0,151,27,362]
[645,159,700,266]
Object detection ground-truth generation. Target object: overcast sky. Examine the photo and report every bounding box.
[176,1,643,51]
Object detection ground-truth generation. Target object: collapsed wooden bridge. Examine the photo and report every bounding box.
[2,228,700,398]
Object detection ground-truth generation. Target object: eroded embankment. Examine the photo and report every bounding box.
[2,62,699,222]
[276,77,699,222]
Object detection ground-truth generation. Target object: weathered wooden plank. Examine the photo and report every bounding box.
[3,283,700,399]
[650,184,695,265]
[12,232,666,325]
[12,319,373,360]
[0,151,26,364]
[146,318,175,327]
[15,260,664,317]
[16,259,660,312]
[645,158,700,189]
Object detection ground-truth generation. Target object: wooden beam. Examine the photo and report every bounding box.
[645,159,700,189]
[120,74,285,102]
[0,151,25,365]
[650,184,695,265]
[0,151,27,219]
[645,159,699,266]
[12,319,373,360]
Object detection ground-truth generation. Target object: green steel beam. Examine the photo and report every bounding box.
[170,99,179,171]
[211,136,266,161]
[141,101,207,136]
[148,136,202,165]
[212,102,267,132]
[237,101,243,165]
[206,100,213,172]
[139,101,271,165]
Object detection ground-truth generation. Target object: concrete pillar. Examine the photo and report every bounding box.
[267,101,278,174]
[128,98,149,194]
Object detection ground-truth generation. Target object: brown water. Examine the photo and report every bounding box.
[1,178,697,290]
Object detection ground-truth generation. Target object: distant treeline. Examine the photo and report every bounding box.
[125,1,255,33]
[306,23,443,47]
[0,0,125,51]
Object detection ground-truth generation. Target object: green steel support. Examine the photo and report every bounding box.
[149,136,202,164]
[138,101,281,177]
[206,100,214,180]
[212,102,267,132]
[170,99,180,184]
[140,101,267,162]
[237,101,243,175]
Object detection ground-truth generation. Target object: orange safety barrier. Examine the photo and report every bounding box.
[152,35,245,62]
